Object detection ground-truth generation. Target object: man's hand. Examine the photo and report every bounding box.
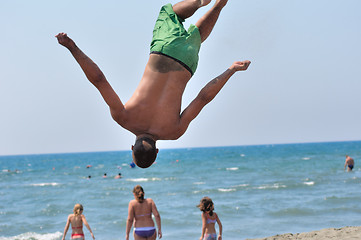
[230,60,251,72]
[55,32,76,49]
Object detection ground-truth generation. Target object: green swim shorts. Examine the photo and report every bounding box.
[150,3,201,75]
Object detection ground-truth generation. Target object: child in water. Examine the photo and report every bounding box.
[62,203,95,240]
[197,197,222,240]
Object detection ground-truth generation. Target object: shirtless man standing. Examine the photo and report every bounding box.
[56,0,251,168]
[344,155,355,172]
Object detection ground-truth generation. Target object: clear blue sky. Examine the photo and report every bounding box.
[1,0,361,156]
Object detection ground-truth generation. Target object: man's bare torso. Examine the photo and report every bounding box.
[115,54,192,140]
[346,157,354,166]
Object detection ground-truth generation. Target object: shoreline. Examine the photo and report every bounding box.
[246,226,361,240]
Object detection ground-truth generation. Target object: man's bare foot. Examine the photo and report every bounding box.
[55,32,76,49]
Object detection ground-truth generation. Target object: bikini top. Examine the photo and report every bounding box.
[71,219,83,230]
[206,213,217,224]
[134,200,152,218]
[72,225,82,229]
[135,213,152,218]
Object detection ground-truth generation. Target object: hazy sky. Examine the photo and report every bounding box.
[1,0,361,156]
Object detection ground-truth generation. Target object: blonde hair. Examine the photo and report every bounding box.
[133,185,145,202]
[73,204,83,216]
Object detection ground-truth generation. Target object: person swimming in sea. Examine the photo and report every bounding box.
[344,155,355,172]
[197,196,222,240]
[126,185,162,240]
[114,173,122,179]
[62,203,95,240]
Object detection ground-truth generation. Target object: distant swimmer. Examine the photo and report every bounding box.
[197,196,222,240]
[56,0,251,169]
[126,185,162,240]
[62,203,95,240]
[344,155,355,172]
[103,173,107,178]
[129,162,136,169]
[114,173,122,179]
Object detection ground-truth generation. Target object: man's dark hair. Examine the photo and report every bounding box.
[132,137,157,168]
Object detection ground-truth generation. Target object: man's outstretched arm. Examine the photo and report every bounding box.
[178,60,251,137]
[55,33,125,121]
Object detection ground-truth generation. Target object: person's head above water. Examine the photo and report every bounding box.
[132,135,159,168]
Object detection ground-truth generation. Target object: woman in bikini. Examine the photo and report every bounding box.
[198,197,222,240]
[62,204,95,240]
[126,185,162,240]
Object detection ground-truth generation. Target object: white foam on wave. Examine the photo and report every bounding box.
[255,183,286,190]
[226,167,239,171]
[0,231,62,240]
[30,182,60,187]
[126,178,161,182]
[302,157,311,160]
[164,177,176,181]
[193,182,205,185]
[303,181,315,185]
[218,188,236,192]
[234,183,249,187]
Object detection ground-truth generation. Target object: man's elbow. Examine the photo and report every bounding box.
[198,90,215,104]
[92,74,107,86]
[170,127,186,140]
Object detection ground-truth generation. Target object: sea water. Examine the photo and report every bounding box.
[1,141,361,240]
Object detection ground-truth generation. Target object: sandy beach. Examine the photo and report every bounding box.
[247,226,361,240]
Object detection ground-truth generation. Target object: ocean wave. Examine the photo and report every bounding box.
[226,167,239,171]
[164,177,177,181]
[126,178,161,182]
[30,183,60,187]
[0,231,62,240]
[218,188,237,192]
[234,183,249,187]
[303,181,315,185]
[254,183,286,190]
[193,182,205,185]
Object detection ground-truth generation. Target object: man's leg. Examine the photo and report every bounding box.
[196,0,228,42]
[172,0,211,20]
